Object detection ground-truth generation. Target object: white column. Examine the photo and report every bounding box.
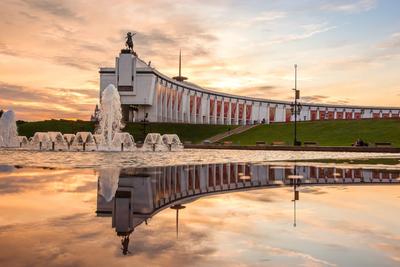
[182,89,188,123]
[164,88,168,122]
[155,82,159,122]
[234,102,239,125]
[187,90,191,123]
[227,99,232,125]
[201,93,207,124]
[173,88,178,122]
[178,88,182,122]
[213,98,217,124]
[163,84,167,122]
[220,98,225,125]
[206,95,211,124]
[168,87,173,122]
[242,102,247,125]
[193,93,197,124]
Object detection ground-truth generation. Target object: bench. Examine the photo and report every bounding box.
[303,141,319,147]
[271,141,286,146]
[255,141,266,146]
[375,142,392,147]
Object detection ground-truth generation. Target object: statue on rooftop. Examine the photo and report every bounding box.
[125,32,136,51]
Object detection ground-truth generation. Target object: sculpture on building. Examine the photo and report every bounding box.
[125,32,135,51]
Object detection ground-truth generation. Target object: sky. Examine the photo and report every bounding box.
[0,0,399,121]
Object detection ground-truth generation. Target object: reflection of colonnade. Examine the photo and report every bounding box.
[96,162,400,254]
[97,163,400,219]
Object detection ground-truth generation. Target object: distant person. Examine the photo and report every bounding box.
[353,138,368,147]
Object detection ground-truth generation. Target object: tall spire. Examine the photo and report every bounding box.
[179,49,182,77]
[173,49,188,82]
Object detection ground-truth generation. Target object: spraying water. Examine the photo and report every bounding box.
[97,84,124,150]
[0,110,19,147]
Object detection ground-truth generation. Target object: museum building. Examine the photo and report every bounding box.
[99,49,400,125]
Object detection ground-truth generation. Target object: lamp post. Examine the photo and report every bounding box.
[291,64,301,146]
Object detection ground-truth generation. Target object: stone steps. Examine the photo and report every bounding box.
[206,124,259,143]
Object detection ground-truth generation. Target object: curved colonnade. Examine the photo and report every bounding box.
[99,50,400,125]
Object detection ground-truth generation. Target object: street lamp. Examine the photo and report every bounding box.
[140,98,150,141]
[142,112,149,140]
[291,64,301,146]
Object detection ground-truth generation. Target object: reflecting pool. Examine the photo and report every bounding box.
[0,159,399,266]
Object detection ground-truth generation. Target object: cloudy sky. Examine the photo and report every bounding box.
[0,0,399,121]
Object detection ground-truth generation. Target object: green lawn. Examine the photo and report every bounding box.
[123,123,237,143]
[16,119,400,146]
[16,120,237,144]
[222,119,400,147]
[17,120,96,138]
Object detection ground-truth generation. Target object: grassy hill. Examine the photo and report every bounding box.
[16,120,236,144]
[16,119,400,147]
[123,123,236,144]
[222,119,400,147]
[17,120,96,138]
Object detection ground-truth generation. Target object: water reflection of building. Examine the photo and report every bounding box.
[96,163,400,254]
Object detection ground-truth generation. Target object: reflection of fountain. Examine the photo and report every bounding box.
[111,133,136,151]
[98,168,120,202]
[142,133,168,151]
[30,132,51,150]
[0,110,19,147]
[97,84,124,150]
[71,132,97,151]
[162,134,183,151]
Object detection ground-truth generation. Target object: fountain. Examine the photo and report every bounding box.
[0,110,19,147]
[161,134,184,151]
[93,134,103,148]
[142,133,168,152]
[63,134,75,150]
[48,132,68,151]
[0,86,183,153]
[30,132,51,150]
[111,133,136,151]
[18,136,29,148]
[71,132,97,151]
[97,84,124,151]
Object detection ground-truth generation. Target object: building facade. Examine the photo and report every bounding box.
[99,50,400,124]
